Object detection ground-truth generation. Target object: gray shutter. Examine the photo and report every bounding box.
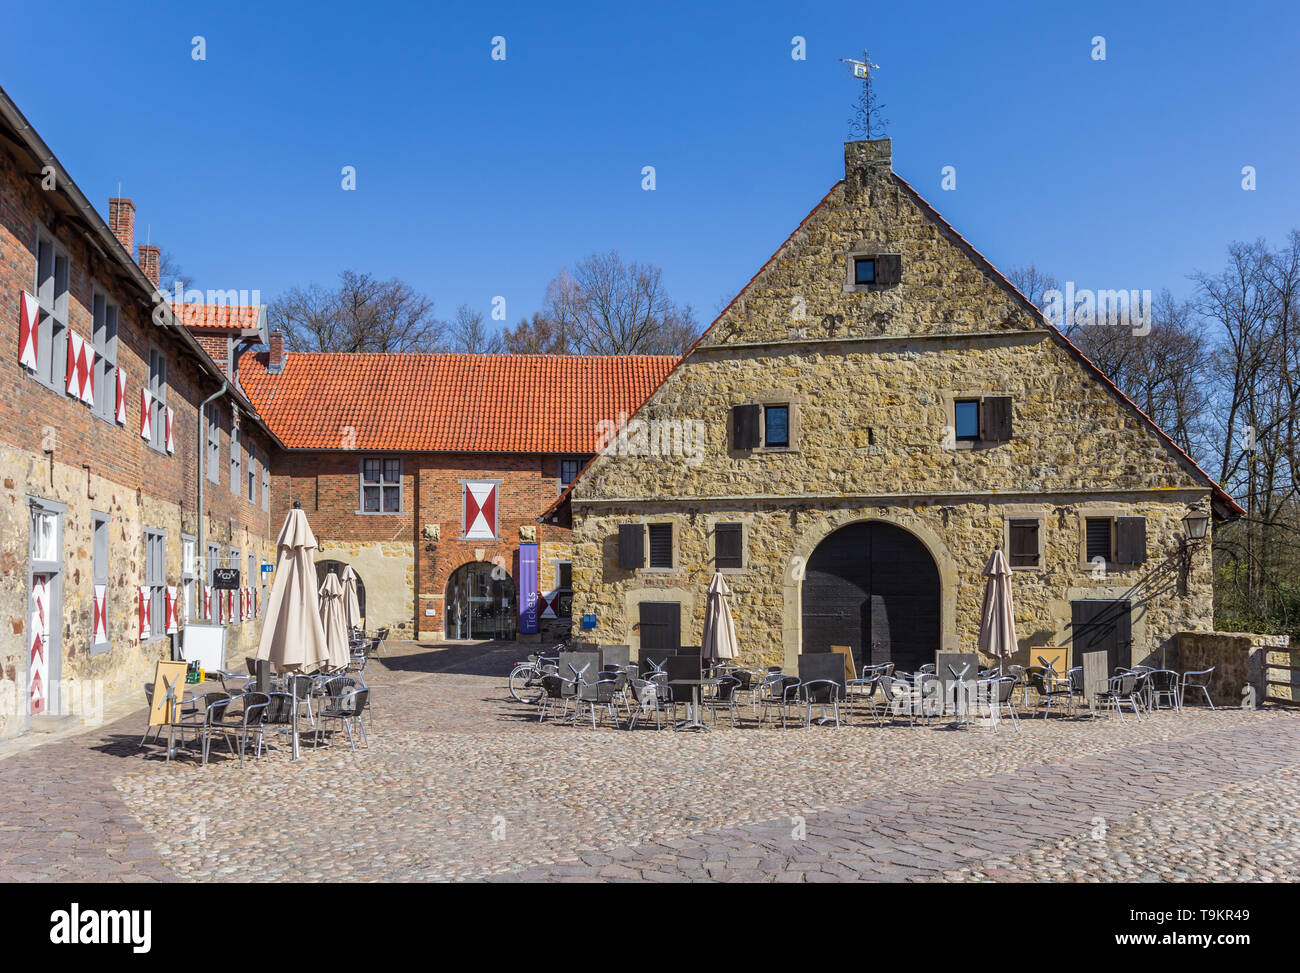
[1116,517,1147,564]
[875,254,902,286]
[732,404,762,449]
[715,523,743,569]
[618,524,644,570]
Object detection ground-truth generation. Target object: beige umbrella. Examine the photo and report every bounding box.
[319,573,351,671]
[701,572,740,662]
[977,548,1019,673]
[257,505,330,675]
[340,564,362,633]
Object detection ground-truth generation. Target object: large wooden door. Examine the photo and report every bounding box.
[638,602,681,654]
[1070,600,1132,673]
[801,522,940,672]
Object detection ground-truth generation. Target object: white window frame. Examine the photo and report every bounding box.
[147,344,168,453]
[90,289,119,422]
[359,456,402,514]
[33,226,71,393]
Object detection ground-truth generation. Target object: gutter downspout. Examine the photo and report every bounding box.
[198,382,228,619]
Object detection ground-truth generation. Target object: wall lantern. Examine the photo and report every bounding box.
[1182,506,1210,542]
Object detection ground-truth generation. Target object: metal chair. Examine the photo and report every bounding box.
[316,687,370,751]
[759,675,801,728]
[1096,672,1143,722]
[1180,667,1216,709]
[1145,669,1181,711]
[985,677,1020,730]
[537,673,577,723]
[576,677,620,729]
[628,678,666,730]
[800,679,842,728]
[704,675,742,727]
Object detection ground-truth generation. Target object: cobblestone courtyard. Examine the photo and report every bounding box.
[0,641,1296,883]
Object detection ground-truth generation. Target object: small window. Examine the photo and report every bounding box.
[230,424,241,495]
[248,451,257,501]
[144,528,166,636]
[557,562,573,590]
[182,535,196,621]
[262,462,270,512]
[764,405,790,448]
[954,400,980,441]
[558,457,582,493]
[148,346,167,452]
[1085,518,1113,563]
[207,406,221,483]
[34,230,71,391]
[92,514,109,651]
[715,523,744,570]
[854,257,875,285]
[91,292,119,421]
[1008,519,1039,568]
[647,524,673,569]
[362,457,402,513]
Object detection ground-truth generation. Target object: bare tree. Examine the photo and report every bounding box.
[502,311,572,354]
[1005,264,1060,312]
[445,304,504,354]
[157,248,189,293]
[270,270,444,352]
[543,251,698,355]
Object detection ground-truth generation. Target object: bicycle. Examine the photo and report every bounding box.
[507,644,564,704]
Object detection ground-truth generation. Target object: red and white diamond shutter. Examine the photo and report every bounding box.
[93,584,108,645]
[18,291,39,371]
[203,589,212,621]
[66,331,93,402]
[29,578,49,714]
[140,388,152,440]
[138,586,151,640]
[115,368,128,424]
[463,482,498,540]
[539,590,558,619]
[165,406,175,454]
[165,586,179,634]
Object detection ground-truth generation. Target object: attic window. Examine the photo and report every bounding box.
[854,258,875,285]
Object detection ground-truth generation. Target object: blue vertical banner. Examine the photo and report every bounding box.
[519,543,539,635]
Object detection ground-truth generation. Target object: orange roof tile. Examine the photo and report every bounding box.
[171,303,263,331]
[240,352,679,454]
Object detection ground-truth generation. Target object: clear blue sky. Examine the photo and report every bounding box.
[3,0,1295,331]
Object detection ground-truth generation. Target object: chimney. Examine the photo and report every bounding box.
[108,197,135,254]
[843,138,892,193]
[137,244,160,287]
[267,330,286,374]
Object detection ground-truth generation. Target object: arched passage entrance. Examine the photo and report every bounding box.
[801,521,941,671]
[445,562,517,640]
[316,559,365,620]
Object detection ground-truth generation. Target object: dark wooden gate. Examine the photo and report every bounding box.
[801,522,940,672]
[638,602,681,654]
[1070,599,1132,673]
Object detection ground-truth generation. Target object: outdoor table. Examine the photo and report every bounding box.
[668,678,716,732]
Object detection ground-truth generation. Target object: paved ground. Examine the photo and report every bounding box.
[0,640,1296,882]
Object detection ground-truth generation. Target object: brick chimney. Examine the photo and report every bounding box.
[267,330,286,374]
[137,244,160,286]
[108,197,135,254]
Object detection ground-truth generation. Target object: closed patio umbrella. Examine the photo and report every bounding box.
[701,572,740,663]
[257,504,329,675]
[319,573,351,671]
[340,564,362,633]
[977,548,1018,674]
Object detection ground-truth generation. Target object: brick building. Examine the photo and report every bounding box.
[0,88,280,739]
[552,139,1242,673]
[240,350,676,641]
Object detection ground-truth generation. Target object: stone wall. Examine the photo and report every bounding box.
[1177,631,1294,706]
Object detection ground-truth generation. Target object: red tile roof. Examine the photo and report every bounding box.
[240,352,679,453]
[171,303,263,331]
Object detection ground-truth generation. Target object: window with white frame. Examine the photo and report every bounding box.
[147,346,167,452]
[34,229,71,391]
[182,535,196,621]
[90,291,118,421]
[144,528,166,636]
[361,457,401,513]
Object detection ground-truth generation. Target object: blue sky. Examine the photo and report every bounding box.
[3,0,1295,332]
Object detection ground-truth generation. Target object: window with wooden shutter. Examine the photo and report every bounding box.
[874,253,902,286]
[980,396,1013,443]
[1116,516,1147,564]
[715,523,744,570]
[647,524,673,568]
[1085,518,1113,562]
[1008,519,1039,567]
[732,404,761,449]
[617,524,644,570]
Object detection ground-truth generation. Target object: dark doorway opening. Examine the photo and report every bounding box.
[1070,599,1133,673]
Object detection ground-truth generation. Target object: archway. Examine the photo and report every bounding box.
[445,561,517,640]
[801,521,941,672]
[316,559,365,620]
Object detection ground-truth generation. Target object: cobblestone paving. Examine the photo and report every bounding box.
[0,640,1296,882]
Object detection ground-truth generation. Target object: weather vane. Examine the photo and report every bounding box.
[844,51,888,140]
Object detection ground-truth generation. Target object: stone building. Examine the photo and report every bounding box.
[0,89,281,738]
[240,350,676,641]
[549,139,1242,672]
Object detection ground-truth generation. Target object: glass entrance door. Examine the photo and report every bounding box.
[445,561,517,640]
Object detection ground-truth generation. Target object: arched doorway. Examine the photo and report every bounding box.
[801,521,941,672]
[445,562,517,640]
[316,559,365,620]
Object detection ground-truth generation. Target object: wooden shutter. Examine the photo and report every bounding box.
[1085,518,1113,562]
[715,523,743,569]
[1008,519,1038,567]
[1116,516,1147,564]
[732,404,761,449]
[980,396,1013,442]
[874,253,902,286]
[617,524,644,570]
[647,524,674,568]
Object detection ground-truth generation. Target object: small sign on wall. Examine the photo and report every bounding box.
[581,614,597,630]
[212,568,241,590]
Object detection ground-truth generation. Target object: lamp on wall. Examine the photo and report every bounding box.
[1181,506,1210,542]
